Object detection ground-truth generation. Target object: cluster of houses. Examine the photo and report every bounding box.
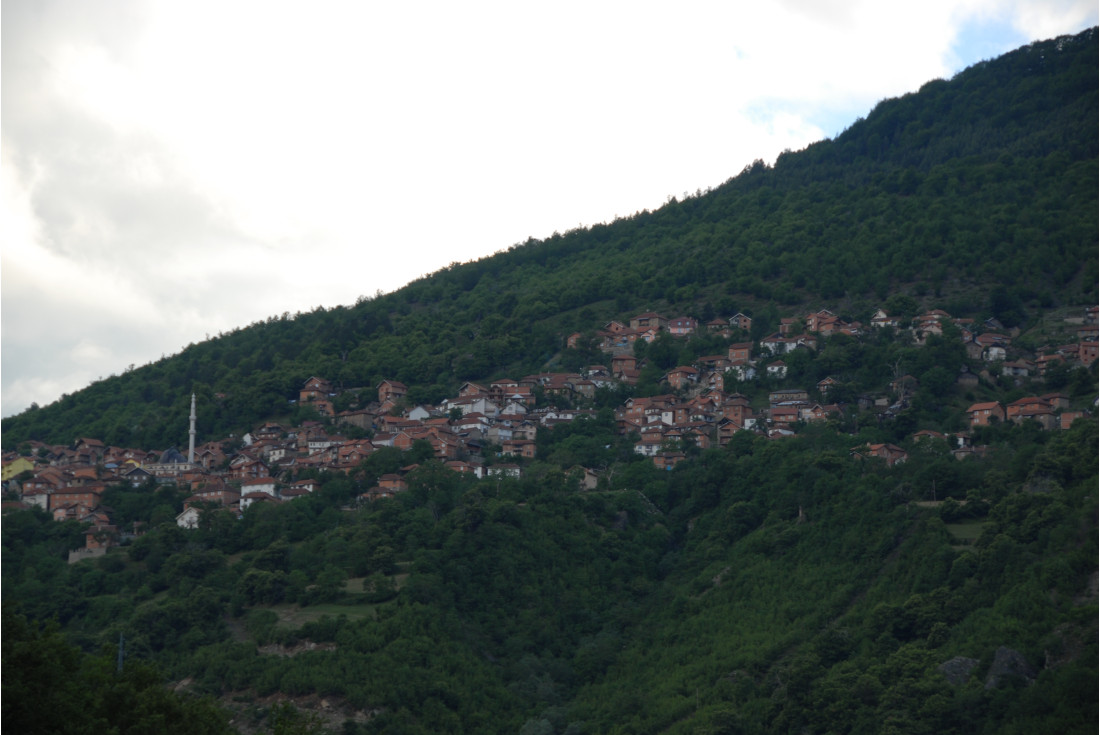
[3,305,1094,551]
[576,305,1096,385]
[966,393,1088,431]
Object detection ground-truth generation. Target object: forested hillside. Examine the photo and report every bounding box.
[2,29,1097,735]
[5,420,1097,733]
[2,28,1096,449]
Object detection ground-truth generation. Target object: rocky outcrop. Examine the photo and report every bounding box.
[984,646,1037,689]
[938,656,979,686]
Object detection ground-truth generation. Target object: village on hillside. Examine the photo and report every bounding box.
[3,303,1096,556]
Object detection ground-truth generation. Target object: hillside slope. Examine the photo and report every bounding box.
[2,28,1096,450]
[5,421,1096,733]
[3,30,1098,735]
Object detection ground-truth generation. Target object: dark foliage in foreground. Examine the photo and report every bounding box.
[4,420,1097,733]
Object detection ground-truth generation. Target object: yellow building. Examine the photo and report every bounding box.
[1,457,35,481]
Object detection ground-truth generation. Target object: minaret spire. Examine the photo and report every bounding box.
[188,393,197,465]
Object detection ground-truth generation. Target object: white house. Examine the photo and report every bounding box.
[176,506,202,529]
[407,405,432,421]
[240,492,278,511]
[240,477,277,497]
[728,364,757,381]
[766,360,788,378]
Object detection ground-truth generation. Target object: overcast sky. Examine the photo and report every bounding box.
[2,0,1096,418]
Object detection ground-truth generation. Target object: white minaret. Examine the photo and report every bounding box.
[187,393,197,465]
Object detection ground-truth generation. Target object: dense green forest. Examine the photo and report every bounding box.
[2,28,1097,450]
[5,421,1097,733]
[3,29,1098,735]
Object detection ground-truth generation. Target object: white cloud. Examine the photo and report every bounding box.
[1004,0,1097,39]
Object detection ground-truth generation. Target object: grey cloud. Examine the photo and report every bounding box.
[2,0,241,264]
[7,104,240,265]
[0,0,295,416]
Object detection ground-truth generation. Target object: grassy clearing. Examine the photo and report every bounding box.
[266,602,376,628]
[343,576,367,592]
[343,574,408,592]
[944,520,990,546]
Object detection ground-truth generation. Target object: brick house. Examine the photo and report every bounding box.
[665,366,699,391]
[377,379,408,405]
[500,440,537,459]
[630,313,668,331]
[668,317,697,336]
[729,313,752,331]
[966,401,1005,427]
[300,377,333,403]
[865,443,908,466]
[728,342,753,365]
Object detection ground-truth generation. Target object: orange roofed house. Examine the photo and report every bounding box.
[667,317,697,336]
[630,313,668,331]
[851,443,908,467]
[966,402,1005,427]
[378,379,408,405]
[865,443,908,466]
[300,377,332,403]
